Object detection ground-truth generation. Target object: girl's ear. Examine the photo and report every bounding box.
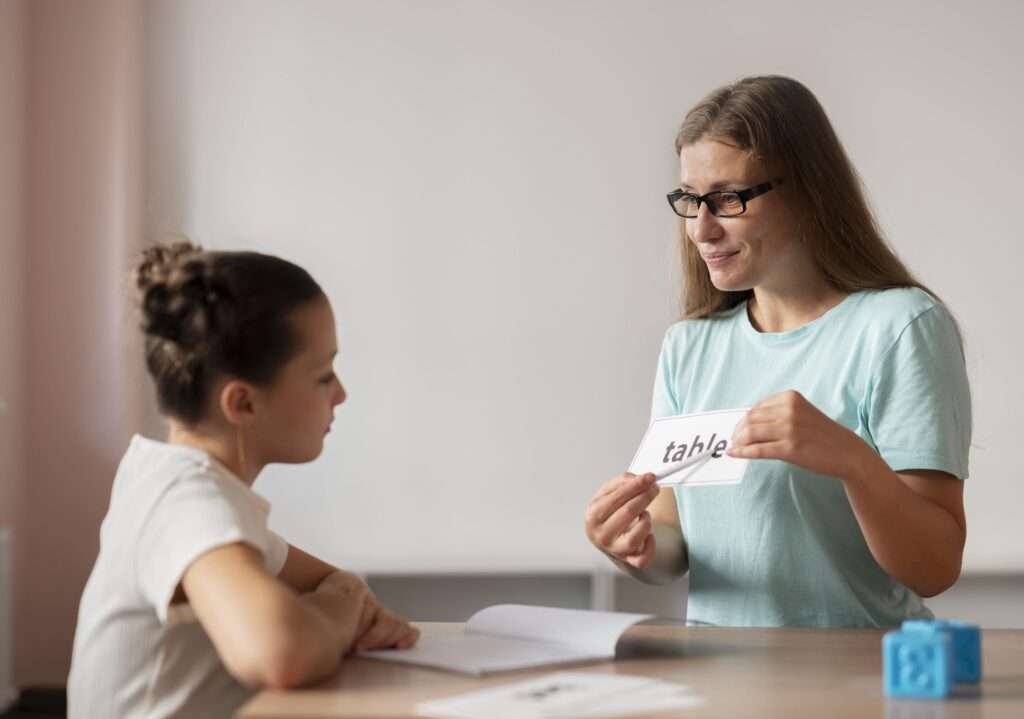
[219,380,258,426]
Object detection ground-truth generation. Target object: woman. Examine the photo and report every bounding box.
[584,76,970,627]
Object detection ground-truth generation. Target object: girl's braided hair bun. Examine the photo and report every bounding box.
[133,241,323,424]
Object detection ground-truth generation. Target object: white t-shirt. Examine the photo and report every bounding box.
[68,435,290,719]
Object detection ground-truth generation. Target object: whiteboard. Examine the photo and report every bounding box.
[144,0,1024,573]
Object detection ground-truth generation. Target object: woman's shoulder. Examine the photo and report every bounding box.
[850,286,955,333]
[855,286,940,314]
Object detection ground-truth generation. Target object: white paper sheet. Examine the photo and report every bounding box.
[629,408,750,486]
[417,671,704,718]
[361,605,654,676]
[467,605,653,655]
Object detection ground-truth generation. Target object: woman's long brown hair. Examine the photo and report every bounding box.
[674,76,936,320]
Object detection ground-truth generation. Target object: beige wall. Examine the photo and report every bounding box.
[14,0,143,684]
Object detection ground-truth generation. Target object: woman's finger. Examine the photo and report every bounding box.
[728,439,795,461]
[586,474,657,529]
[609,510,653,557]
[596,489,659,549]
[733,419,785,447]
[623,532,656,569]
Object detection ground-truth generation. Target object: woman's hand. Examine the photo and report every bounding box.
[728,390,874,481]
[728,389,967,596]
[584,472,661,568]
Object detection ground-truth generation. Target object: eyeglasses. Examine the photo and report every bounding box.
[666,178,784,218]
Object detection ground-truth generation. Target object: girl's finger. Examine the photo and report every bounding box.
[356,612,397,651]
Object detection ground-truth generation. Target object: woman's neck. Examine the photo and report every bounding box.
[748,280,848,333]
[166,421,261,486]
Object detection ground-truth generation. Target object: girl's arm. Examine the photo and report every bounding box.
[730,390,966,597]
[277,543,338,593]
[181,543,368,689]
[276,542,421,653]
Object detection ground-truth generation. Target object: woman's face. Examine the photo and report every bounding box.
[678,139,805,293]
[250,296,347,465]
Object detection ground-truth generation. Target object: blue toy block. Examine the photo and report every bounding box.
[902,620,981,683]
[883,628,953,699]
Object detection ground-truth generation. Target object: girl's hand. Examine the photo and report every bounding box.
[728,390,875,482]
[312,571,418,652]
[584,472,661,568]
[353,597,419,652]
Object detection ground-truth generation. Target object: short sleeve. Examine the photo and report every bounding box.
[865,304,971,479]
[650,327,680,420]
[136,472,283,623]
[264,530,290,577]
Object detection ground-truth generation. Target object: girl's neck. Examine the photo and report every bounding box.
[166,421,262,486]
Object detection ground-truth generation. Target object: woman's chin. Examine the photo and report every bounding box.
[708,272,751,292]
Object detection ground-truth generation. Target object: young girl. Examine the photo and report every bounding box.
[68,242,418,718]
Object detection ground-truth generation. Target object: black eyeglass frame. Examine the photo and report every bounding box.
[666,178,785,218]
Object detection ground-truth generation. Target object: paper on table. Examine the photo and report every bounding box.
[578,682,707,717]
[361,605,654,676]
[629,408,750,486]
[416,671,704,719]
[467,605,652,655]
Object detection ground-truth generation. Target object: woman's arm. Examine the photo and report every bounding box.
[730,390,966,597]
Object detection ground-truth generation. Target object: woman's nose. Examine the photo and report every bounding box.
[687,202,724,245]
[333,378,347,406]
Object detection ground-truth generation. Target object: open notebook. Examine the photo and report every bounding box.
[360,604,656,676]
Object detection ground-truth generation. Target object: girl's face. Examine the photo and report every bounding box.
[249,296,346,465]
[678,139,806,293]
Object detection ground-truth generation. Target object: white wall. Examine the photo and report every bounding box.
[145,0,1024,574]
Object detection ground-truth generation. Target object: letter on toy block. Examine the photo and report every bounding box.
[883,629,953,699]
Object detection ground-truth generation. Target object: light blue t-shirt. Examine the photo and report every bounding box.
[652,287,971,628]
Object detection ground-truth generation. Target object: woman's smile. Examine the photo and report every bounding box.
[702,249,740,267]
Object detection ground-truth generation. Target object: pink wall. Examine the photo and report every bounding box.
[0,3,26,533]
[13,0,144,684]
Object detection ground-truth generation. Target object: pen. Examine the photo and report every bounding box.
[652,446,718,487]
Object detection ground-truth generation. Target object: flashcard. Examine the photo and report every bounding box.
[629,408,750,486]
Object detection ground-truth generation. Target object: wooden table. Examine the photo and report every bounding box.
[238,623,1024,718]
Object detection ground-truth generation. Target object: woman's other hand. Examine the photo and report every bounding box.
[584,472,661,568]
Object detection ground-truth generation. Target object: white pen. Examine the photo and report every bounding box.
[652,446,719,487]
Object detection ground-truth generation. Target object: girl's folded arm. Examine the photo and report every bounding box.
[181,542,367,689]
[277,542,338,593]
